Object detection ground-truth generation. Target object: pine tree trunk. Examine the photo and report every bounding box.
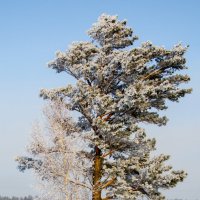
[92,146,102,200]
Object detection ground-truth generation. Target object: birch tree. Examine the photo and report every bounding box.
[16,101,91,200]
[18,14,191,200]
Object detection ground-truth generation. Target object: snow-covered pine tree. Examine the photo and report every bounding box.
[18,14,191,200]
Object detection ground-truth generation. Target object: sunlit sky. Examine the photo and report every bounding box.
[0,0,199,199]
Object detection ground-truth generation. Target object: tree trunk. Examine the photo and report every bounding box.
[92,146,102,200]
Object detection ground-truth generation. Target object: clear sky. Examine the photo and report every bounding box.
[0,0,199,199]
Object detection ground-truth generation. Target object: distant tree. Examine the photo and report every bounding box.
[17,14,191,200]
[0,196,33,200]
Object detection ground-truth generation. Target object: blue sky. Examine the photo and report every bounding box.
[0,0,199,199]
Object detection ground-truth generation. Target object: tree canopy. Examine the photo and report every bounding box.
[18,14,191,200]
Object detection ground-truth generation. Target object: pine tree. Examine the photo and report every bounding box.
[18,14,191,200]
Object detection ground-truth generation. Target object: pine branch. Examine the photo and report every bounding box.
[101,177,116,189]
